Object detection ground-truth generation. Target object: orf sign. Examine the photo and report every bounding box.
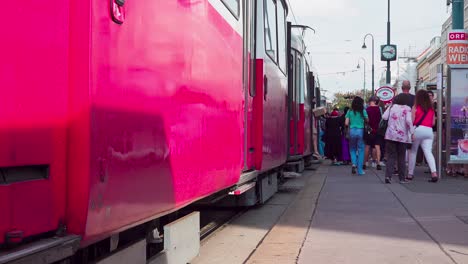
[447,30,468,64]
[375,86,395,103]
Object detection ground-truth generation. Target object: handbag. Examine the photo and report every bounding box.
[362,109,373,141]
[377,106,392,136]
[363,123,373,140]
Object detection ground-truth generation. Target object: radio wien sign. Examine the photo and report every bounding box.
[447,30,468,64]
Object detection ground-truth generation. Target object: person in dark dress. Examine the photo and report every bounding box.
[324,109,343,165]
[364,96,383,170]
[340,107,351,164]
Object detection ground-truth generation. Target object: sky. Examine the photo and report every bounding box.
[288,0,451,99]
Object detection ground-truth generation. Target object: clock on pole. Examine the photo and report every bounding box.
[381,44,397,61]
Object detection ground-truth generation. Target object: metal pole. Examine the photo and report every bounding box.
[372,37,375,95]
[364,62,366,99]
[452,0,465,29]
[364,34,375,95]
[358,57,366,99]
[437,64,443,179]
[386,0,391,84]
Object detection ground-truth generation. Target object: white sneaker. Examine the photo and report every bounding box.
[379,161,386,167]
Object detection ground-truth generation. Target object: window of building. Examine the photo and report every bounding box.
[221,0,240,19]
[264,0,277,62]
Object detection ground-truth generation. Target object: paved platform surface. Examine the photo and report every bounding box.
[192,169,325,264]
[194,164,468,264]
[299,165,468,264]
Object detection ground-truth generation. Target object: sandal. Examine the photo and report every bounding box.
[428,177,438,183]
[428,172,438,183]
[405,175,414,181]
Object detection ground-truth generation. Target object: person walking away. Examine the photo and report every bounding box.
[378,101,389,164]
[345,97,368,175]
[340,107,351,165]
[324,109,343,165]
[382,93,415,184]
[401,80,415,108]
[364,96,383,170]
[397,80,416,173]
[408,90,438,182]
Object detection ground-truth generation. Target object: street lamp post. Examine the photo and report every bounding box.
[386,0,391,84]
[452,0,465,29]
[362,33,375,95]
[357,57,366,100]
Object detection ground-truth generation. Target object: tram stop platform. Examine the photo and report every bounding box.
[193,162,468,264]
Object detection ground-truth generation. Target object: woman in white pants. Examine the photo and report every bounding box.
[408,89,438,182]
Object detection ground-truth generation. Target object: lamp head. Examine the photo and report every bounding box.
[362,43,367,49]
[357,63,361,69]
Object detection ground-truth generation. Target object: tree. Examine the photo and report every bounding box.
[332,92,354,111]
[333,89,372,111]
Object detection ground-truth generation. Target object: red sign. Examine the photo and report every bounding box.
[447,30,468,64]
[376,86,395,103]
[449,32,468,41]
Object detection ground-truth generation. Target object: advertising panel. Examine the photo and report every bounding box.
[447,66,468,163]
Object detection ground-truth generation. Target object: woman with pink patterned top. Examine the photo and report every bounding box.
[382,94,415,184]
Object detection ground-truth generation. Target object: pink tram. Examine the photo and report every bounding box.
[0,0,317,263]
[286,24,318,172]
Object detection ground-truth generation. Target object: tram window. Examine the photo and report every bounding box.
[305,63,310,102]
[296,55,302,108]
[264,0,277,62]
[277,2,287,72]
[221,0,239,19]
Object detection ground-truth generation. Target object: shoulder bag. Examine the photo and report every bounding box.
[377,106,392,137]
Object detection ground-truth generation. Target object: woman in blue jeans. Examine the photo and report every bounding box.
[345,97,368,175]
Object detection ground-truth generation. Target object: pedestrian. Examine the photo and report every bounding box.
[395,80,416,175]
[318,115,326,157]
[340,107,351,165]
[345,96,368,175]
[401,80,415,108]
[324,108,343,165]
[382,93,414,184]
[378,100,389,163]
[408,90,438,182]
[364,96,384,170]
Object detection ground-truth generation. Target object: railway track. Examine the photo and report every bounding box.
[200,209,247,241]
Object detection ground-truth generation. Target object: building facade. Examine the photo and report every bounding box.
[416,36,442,90]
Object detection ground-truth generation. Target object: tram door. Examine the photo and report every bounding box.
[287,22,302,158]
[242,0,256,171]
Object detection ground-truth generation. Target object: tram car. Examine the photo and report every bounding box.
[0,0,317,263]
[286,24,317,172]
